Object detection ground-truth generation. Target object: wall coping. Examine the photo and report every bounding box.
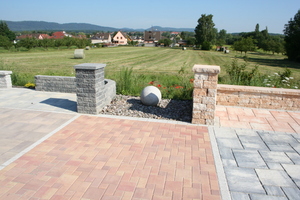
[192,65,220,74]
[0,71,12,75]
[35,75,75,79]
[218,84,300,96]
[74,63,106,70]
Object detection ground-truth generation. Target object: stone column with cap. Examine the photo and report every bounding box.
[192,65,220,125]
[74,63,105,114]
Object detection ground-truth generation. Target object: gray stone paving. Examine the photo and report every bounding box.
[212,127,300,200]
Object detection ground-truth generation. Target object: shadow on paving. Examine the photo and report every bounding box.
[127,98,192,122]
[40,98,77,112]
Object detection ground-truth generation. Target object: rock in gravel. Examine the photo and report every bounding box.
[100,95,192,123]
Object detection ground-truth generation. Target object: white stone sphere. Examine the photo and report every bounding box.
[140,86,162,106]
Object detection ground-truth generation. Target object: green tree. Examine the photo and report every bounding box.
[233,37,256,54]
[39,38,54,50]
[158,38,172,47]
[54,39,64,49]
[216,29,227,46]
[0,21,15,41]
[194,14,216,49]
[63,37,75,48]
[0,35,13,50]
[18,37,38,50]
[284,9,300,62]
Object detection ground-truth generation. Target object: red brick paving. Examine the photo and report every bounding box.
[0,115,221,200]
[216,106,300,133]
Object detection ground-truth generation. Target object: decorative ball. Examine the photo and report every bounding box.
[140,86,162,106]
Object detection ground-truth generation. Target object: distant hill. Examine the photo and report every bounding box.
[4,20,195,32]
[5,21,118,32]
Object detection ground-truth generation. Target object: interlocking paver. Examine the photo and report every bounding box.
[0,115,221,200]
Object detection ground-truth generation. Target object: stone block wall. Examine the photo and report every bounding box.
[0,71,12,88]
[217,84,300,111]
[192,65,220,125]
[35,75,76,93]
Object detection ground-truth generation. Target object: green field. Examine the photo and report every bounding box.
[0,46,299,86]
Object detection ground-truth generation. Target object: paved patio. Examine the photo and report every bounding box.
[0,88,299,200]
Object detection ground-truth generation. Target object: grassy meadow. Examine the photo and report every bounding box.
[0,46,299,98]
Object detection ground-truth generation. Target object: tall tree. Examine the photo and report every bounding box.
[233,37,256,54]
[0,21,15,41]
[284,9,300,62]
[194,14,216,49]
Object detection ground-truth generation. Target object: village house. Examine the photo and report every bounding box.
[113,31,132,45]
[90,33,112,44]
[16,33,51,40]
[144,31,163,44]
[51,31,73,39]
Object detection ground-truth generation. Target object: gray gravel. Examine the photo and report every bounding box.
[100,95,193,122]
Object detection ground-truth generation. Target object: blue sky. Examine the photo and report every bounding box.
[1,0,299,33]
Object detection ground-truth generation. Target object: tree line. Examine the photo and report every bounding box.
[194,10,300,62]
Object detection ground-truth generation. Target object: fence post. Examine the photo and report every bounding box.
[0,71,13,88]
[74,63,106,114]
[192,65,220,125]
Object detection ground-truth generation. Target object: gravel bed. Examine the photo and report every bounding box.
[100,95,193,122]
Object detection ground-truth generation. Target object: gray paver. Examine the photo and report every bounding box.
[216,138,243,149]
[225,167,265,194]
[281,187,300,200]
[264,186,285,197]
[256,169,296,187]
[259,151,293,164]
[258,132,298,145]
[267,144,296,152]
[281,164,300,187]
[238,135,269,150]
[249,194,288,200]
[233,149,267,169]
[231,192,250,200]
[286,152,300,164]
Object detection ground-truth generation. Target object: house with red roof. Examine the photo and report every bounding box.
[51,31,73,39]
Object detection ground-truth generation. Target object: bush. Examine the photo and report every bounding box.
[201,41,211,50]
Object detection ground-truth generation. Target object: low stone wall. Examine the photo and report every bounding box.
[217,84,300,111]
[0,71,12,88]
[35,73,116,114]
[35,75,76,93]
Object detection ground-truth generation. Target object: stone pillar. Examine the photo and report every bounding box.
[0,71,13,88]
[192,65,220,125]
[74,63,106,114]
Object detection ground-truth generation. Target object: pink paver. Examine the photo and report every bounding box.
[0,115,221,200]
[216,106,300,133]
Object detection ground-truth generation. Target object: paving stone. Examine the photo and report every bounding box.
[235,129,258,136]
[256,169,296,187]
[258,132,298,145]
[222,159,238,167]
[266,144,296,152]
[225,167,265,194]
[266,163,284,170]
[231,192,250,200]
[233,149,267,169]
[281,187,300,200]
[281,164,300,187]
[238,135,269,150]
[291,143,300,155]
[216,138,243,149]
[214,127,238,138]
[249,194,288,200]
[259,151,293,164]
[286,152,300,164]
[264,186,285,197]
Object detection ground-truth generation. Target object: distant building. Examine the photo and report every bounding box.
[16,33,51,40]
[90,33,112,44]
[113,31,132,45]
[144,31,163,44]
[51,31,73,39]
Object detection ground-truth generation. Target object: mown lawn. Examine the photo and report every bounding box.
[0,46,299,86]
